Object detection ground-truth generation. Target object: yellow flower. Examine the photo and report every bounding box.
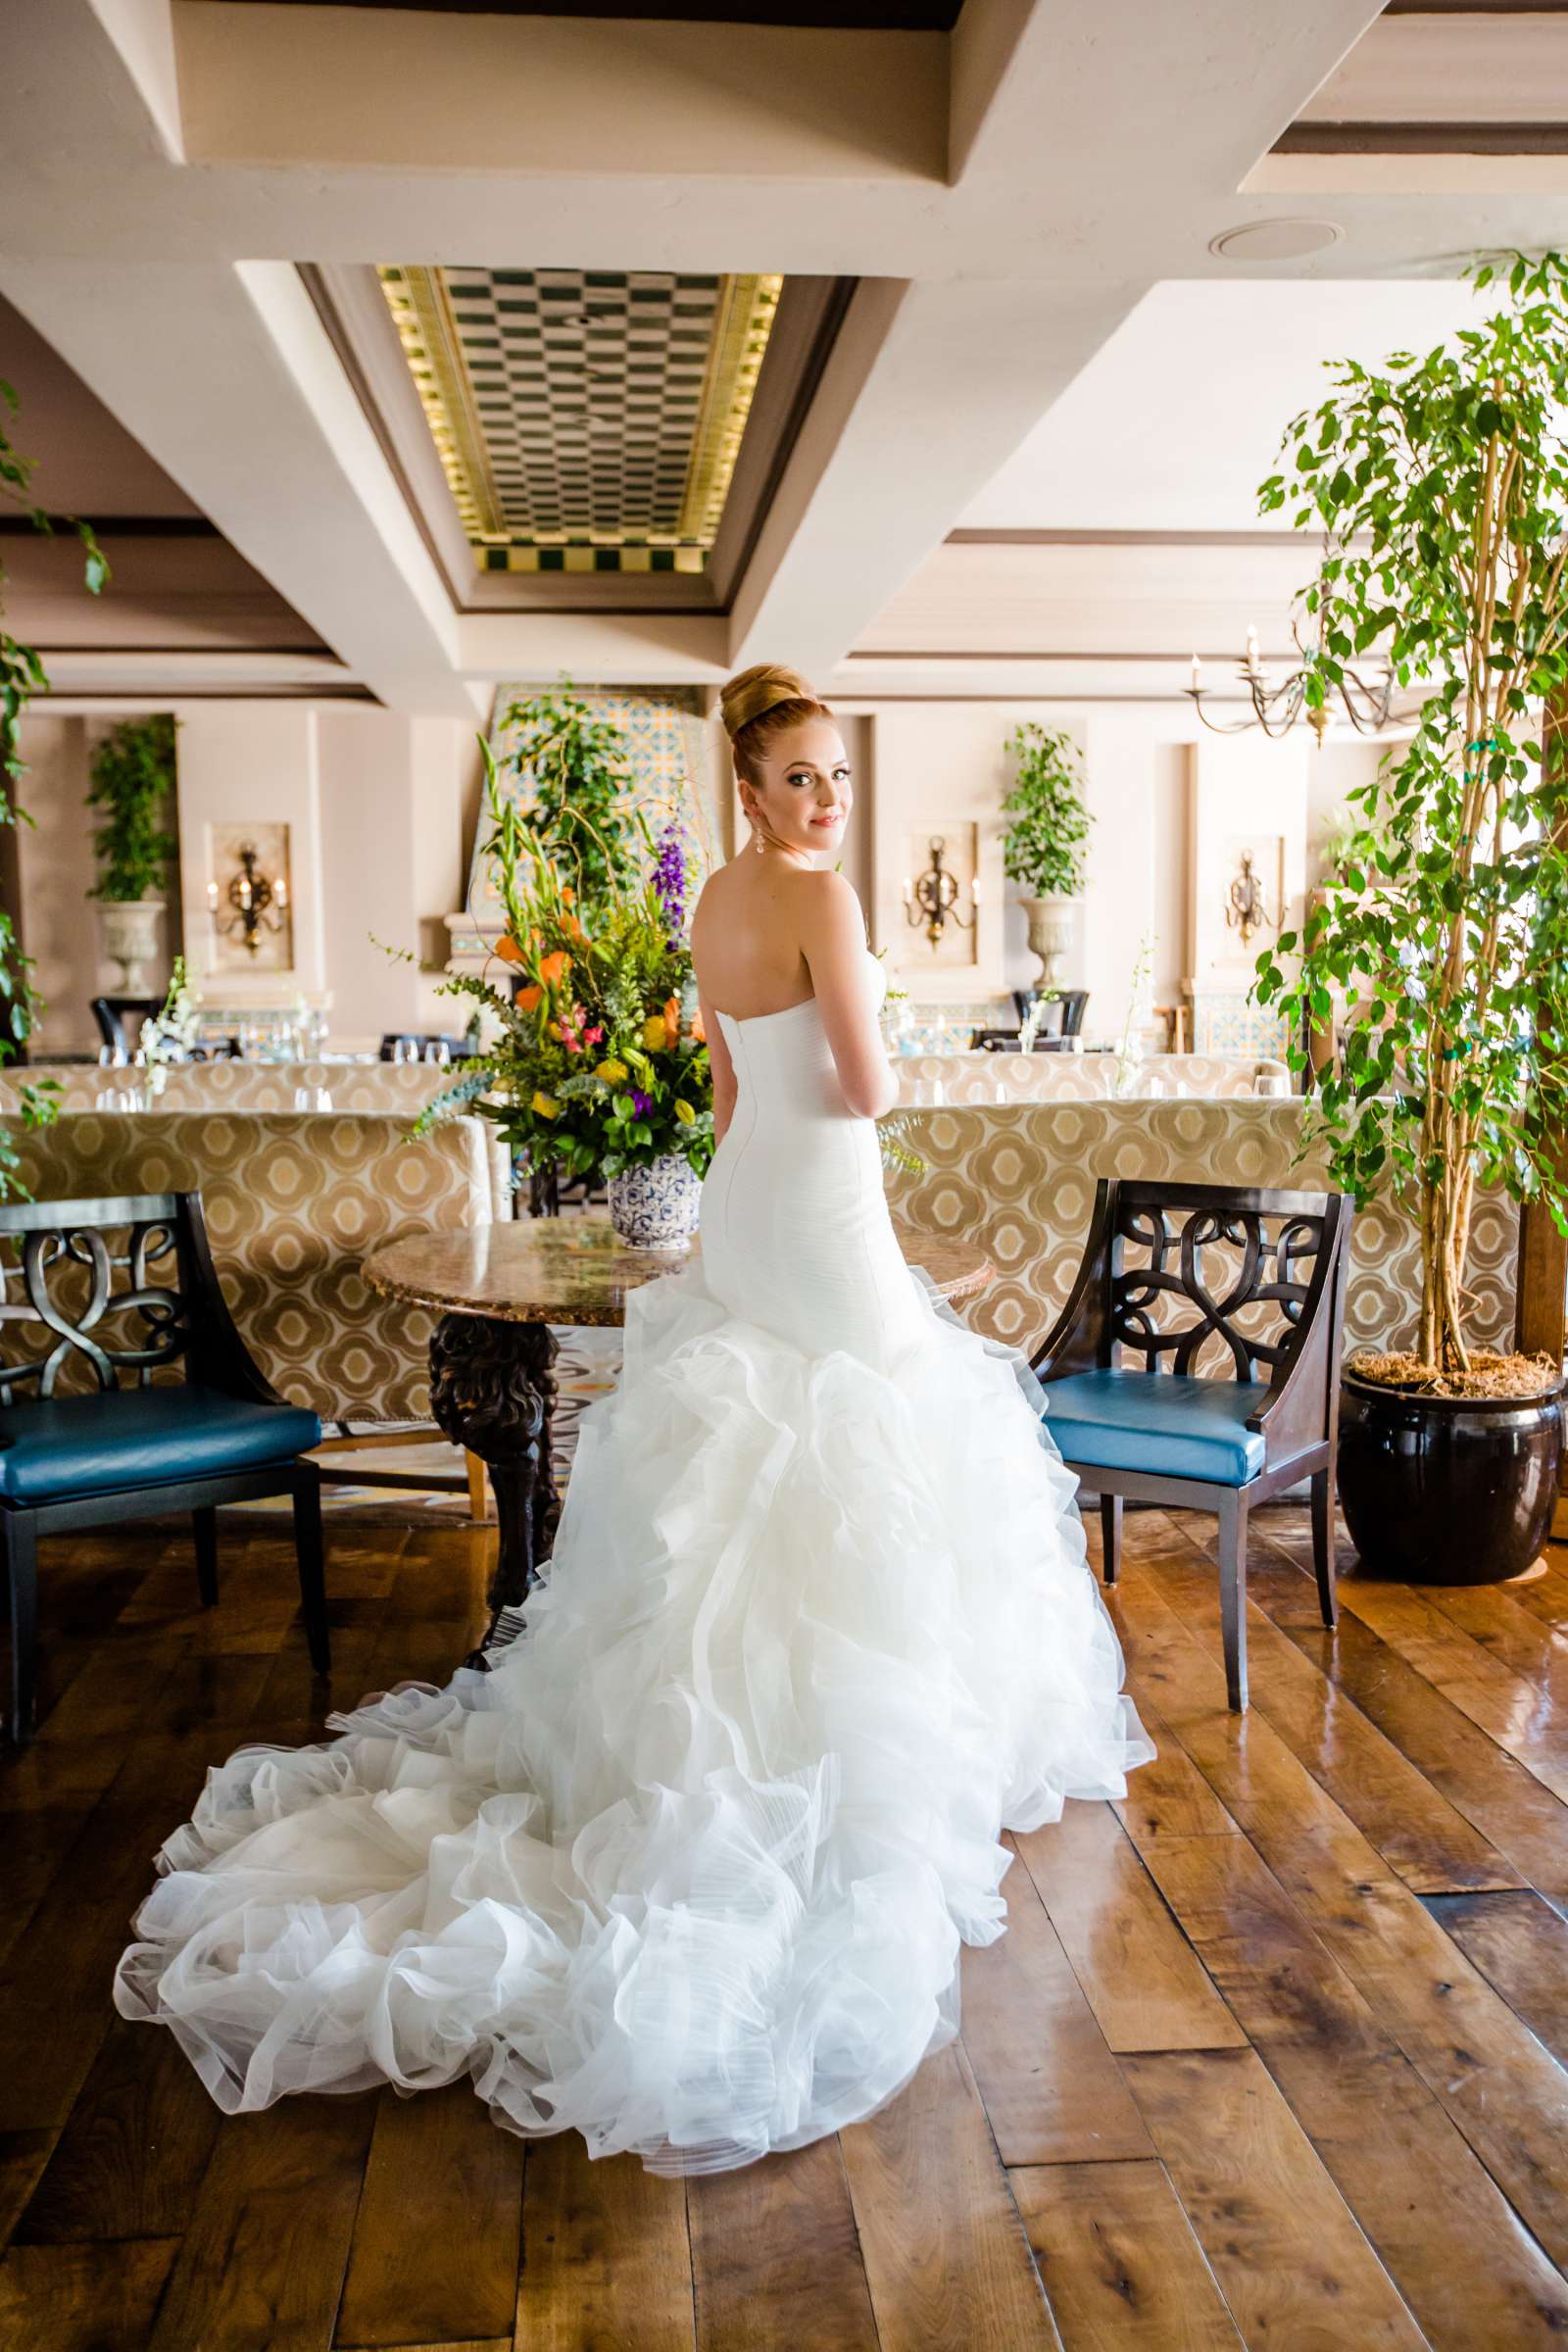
[641,1013,667,1052]
[595,1057,628,1083]
[531,1091,559,1119]
[674,1098,695,1125]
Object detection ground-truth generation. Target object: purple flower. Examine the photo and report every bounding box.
[651,822,689,938]
[632,1089,653,1117]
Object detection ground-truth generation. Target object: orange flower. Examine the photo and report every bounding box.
[494,934,525,968]
[539,950,572,987]
[662,993,680,1048]
[515,983,543,1011]
[689,1008,706,1045]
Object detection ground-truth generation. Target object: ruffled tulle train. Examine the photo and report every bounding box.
[112,1258,1155,2175]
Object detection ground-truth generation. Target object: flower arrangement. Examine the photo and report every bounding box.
[410,752,713,1189]
[140,956,201,1069]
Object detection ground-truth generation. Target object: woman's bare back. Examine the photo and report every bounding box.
[690,856,821,1021]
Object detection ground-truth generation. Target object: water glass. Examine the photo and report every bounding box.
[424,1040,452,1067]
[392,1037,417,1064]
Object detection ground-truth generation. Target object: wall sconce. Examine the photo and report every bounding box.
[207,843,289,958]
[1225,849,1275,948]
[902,835,981,951]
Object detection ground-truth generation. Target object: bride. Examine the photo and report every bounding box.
[112,662,1156,2178]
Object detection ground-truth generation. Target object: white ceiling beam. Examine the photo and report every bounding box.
[1297,13,1568,124]
[727,274,1146,683]
[0,254,479,717]
[173,4,947,181]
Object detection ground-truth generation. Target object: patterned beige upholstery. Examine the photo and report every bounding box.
[0,1109,494,1423]
[886,1100,1516,1360]
[896,1053,1293,1106]
[6,1063,515,1218]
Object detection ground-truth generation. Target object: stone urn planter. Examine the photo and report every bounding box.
[1338,1361,1565,1584]
[608,1153,702,1250]
[96,899,164,994]
[1021,893,1081,992]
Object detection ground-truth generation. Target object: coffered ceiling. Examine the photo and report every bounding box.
[6,0,1568,712]
[377,266,781,575]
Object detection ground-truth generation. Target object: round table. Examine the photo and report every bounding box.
[364,1214,996,1657]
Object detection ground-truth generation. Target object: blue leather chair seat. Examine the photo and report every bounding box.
[0,1387,322,1504]
[1043,1369,1270,1486]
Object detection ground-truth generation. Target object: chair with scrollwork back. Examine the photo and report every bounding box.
[1030,1178,1353,1710]
[0,1192,328,1744]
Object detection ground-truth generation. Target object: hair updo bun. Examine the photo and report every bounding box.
[719,662,834,790]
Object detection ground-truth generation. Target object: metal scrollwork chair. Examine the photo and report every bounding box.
[1032,1178,1353,1711]
[0,1193,328,1744]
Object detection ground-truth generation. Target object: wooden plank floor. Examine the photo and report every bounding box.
[3,1497,1568,2349]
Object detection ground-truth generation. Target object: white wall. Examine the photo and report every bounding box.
[13,701,475,1057]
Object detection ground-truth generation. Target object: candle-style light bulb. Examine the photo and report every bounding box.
[1190,654,1202,692]
[239,876,252,907]
[901,875,913,906]
[1246,624,1261,673]
[206,880,218,910]
[971,874,983,905]
[275,878,289,910]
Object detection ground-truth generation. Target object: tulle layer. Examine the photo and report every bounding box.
[112,1258,1155,2175]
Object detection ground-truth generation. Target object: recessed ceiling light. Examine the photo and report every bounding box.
[1209,219,1344,262]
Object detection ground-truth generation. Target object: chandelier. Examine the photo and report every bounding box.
[1188,620,1396,745]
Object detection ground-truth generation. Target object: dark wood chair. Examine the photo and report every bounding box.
[0,1192,328,1744]
[89,998,238,1061]
[1031,1178,1353,1710]
[1011,987,1091,1039]
[378,1032,478,1063]
[90,996,160,1059]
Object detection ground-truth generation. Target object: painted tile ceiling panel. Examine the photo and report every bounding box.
[377,265,782,573]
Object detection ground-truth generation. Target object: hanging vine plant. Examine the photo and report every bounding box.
[0,372,109,1180]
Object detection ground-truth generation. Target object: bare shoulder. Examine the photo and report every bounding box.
[792,866,865,942]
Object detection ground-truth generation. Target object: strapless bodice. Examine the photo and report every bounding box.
[710,950,888,1128]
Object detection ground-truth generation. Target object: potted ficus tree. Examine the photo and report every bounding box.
[1255,249,1568,1584]
[1000,720,1092,993]
[87,714,178,992]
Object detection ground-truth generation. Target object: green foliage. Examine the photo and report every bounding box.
[1252,251,1568,1371]
[410,740,712,1185]
[1000,722,1092,898]
[85,714,178,902]
[494,680,645,907]
[0,374,108,1165]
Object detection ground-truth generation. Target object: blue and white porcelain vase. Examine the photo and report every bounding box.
[608,1152,702,1250]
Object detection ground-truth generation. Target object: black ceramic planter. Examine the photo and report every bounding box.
[1338,1365,1565,1585]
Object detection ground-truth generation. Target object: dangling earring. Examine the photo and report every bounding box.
[754,828,766,857]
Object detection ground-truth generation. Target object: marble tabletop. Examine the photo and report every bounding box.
[364,1213,997,1328]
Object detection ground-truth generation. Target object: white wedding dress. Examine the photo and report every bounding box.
[112,950,1155,2176]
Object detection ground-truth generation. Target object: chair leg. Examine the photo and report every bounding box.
[192,1505,219,1606]
[4,1511,39,1746]
[291,1468,331,1675]
[1310,1464,1338,1628]
[1218,1491,1250,1714]
[1100,1493,1123,1585]
[466,1449,493,1523]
